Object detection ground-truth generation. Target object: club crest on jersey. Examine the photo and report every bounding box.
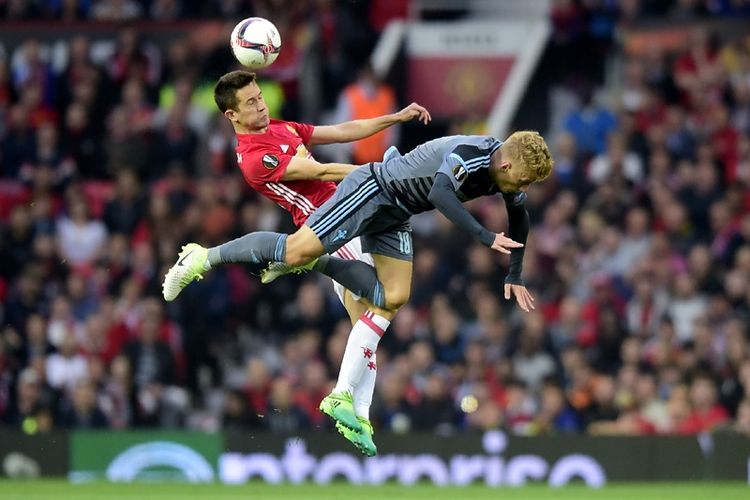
[452,164,468,183]
[262,154,280,169]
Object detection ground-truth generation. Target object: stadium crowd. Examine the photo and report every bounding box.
[1,0,750,438]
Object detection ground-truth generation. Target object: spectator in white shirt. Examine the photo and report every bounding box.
[46,329,88,393]
[57,197,107,266]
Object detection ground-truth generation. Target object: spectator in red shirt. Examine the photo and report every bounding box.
[677,373,729,434]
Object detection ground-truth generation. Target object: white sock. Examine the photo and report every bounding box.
[354,352,376,420]
[334,311,389,396]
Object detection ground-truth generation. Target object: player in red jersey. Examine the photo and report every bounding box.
[212,70,430,454]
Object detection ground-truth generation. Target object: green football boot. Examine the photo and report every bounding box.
[336,417,377,457]
[260,258,319,284]
[319,390,361,432]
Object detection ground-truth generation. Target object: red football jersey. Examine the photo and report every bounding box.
[235,119,336,226]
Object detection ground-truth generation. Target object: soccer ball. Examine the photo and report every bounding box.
[230,17,281,69]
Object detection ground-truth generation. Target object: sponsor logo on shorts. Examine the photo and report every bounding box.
[332,229,348,242]
[262,154,280,169]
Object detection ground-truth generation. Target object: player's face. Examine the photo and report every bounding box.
[231,82,269,131]
[493,152,532,193]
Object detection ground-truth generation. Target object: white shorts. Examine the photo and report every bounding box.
[331,236,375,307]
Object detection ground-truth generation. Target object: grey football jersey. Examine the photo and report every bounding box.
[374,135,504,215]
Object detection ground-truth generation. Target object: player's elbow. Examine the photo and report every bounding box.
[320,163,353,182]
[312,164,331,180]
[317,164,342,182]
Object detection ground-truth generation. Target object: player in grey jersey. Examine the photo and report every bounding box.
[162,130,553,451]
[375,134,504,215]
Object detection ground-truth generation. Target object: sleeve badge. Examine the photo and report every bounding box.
[262,154,280,169]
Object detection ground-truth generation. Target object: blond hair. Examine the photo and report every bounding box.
[504,131,554,182]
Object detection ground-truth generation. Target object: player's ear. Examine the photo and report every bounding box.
[500,160,511,171]
[224,109,236,121]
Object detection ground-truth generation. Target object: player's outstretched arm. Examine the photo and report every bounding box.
[502,193,535,312]
[428,173,523,253]
[281,156,359,182]
[308,103,431,145]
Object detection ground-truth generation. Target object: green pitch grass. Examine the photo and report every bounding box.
[0,480,747,500]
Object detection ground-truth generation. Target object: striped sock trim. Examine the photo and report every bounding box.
[274,234,287,262]
[360,311,385,337]
[372,282,385,308]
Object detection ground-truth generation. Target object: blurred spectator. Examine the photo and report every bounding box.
[409,370,459,432]
[19,313,54,367]
[45,330,88,393]
[100,355,134,428]
[242,357,271,424]
[122,305,177,426]
[333,63,397,164]
[56,196,108,266]
[92,0,142,22]
[512,314,556,392]
[635,371,670,432]
[152,104,199,176]
[503,378,537,433]
[667,274,707,343]
[563,88,618,157]
[11,39,55,105]
[103,169,146,235]
[294,359,332,427]
[264,378,310,433]
[626,275,669,339]
[587,132,644,186]
[1,367,53,433]
[530,381,581,434]
[374,371,411,433]
[677,373,729,434]
[584,374,620,430]
[2,104,36,176]
[56,377,109,428]
[222,389,260,431]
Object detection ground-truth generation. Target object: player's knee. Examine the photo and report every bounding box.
[284,231,323,266]
[284,251,309,267]
[283,246,318,267]
[383,286,410,312]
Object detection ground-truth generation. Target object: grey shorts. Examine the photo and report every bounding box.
[305,164,413,261]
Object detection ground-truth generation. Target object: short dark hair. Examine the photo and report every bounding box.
[214,70,257,113]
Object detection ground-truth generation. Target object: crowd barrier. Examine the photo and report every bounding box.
[1,428,749,486]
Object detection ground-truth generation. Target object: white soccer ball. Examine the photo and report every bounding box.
[230,17,281,69]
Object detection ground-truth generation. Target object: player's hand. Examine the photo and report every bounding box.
[504,283,535,312]
[395,102,432,125]
[490,232,523,254]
